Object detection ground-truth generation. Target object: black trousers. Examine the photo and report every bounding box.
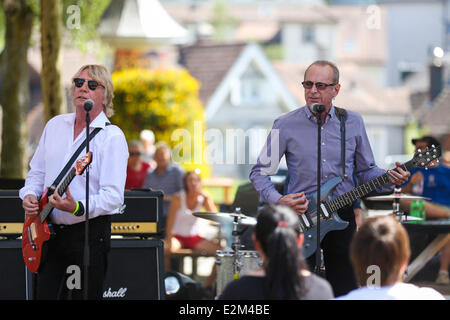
[36,215,111,300]
[307,205,358,298]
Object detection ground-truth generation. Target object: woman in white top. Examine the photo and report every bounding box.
[165,171,222,289]
[337,215,445,300]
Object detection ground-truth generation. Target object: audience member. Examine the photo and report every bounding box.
[337,215,445,300]
[125,140,151,190]
[400,136,450,285]
[218,204,334,300]
[140,129,156,168]
[165,171,222,289]
[142,142,184,232]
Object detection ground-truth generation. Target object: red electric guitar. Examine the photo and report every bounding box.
[22,152,92,273]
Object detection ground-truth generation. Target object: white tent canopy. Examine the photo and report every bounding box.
[99,0,188,48]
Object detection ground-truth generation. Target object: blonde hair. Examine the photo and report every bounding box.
[71,64,115,117]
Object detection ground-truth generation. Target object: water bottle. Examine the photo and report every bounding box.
[418,199,425,221]
[409,200,425,223]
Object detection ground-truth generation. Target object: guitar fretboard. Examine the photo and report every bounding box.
[39,167,76,223]
[324,160,414,213]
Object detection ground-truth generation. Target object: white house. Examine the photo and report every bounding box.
[179,42,298,179]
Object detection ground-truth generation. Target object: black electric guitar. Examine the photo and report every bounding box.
[301,146,441,258]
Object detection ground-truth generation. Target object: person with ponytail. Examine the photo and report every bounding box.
[218,204,334,300]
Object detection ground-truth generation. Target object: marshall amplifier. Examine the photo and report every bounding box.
[0,239,33,300]
[0,190,24,238]
[111,189,164,237]
[0,189,165,237]
[102,238,165,300]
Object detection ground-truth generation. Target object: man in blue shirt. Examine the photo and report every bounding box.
[250,60,410,297]
[143,142,185,235]
[401,136,450,285]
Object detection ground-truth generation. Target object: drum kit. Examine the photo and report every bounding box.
[192,189,429,295]
[193,209,262,296]
[365,187,430,222]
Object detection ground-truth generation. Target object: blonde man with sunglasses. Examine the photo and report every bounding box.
[20,65,128,300]
[250,60,410,298]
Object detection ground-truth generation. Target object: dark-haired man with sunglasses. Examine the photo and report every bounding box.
[20,65,128,299]
[250,60,410,297]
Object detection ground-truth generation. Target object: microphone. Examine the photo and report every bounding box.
[311,103,326,114]
[84,99,94,112]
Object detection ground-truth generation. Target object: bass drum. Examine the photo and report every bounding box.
[215,250,262,296]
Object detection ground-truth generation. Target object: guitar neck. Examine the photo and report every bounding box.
[39,168,77,222]
[325,160,414,212]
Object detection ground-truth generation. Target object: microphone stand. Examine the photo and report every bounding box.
[83,108,91,300]
[315,108,324,276]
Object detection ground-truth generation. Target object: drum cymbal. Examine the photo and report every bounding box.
[398,215,423,222]
[193,212,257,226]
[365,194,431,201]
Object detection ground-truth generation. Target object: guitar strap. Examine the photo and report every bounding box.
[49,123,110,193]
[334,107,348,180]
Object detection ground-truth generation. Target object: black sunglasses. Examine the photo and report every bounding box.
[302,81,336,90]
[73,78,105,91]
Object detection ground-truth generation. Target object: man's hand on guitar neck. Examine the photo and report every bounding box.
[23,194,39,216]
[387,161,411,186]
[48,187,78,214]
[277,192,309,216]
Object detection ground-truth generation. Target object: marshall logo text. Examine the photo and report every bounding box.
[103,287,127,298]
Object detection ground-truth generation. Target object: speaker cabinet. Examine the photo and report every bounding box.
[0,240,33,300]
[102,239,165,300]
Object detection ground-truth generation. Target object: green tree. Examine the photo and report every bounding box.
[0,0,110,178]
[0,0,35,178]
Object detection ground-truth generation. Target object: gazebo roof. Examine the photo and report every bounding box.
[99,0,187,48]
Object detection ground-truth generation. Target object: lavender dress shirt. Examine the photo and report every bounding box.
[249,105,394,205]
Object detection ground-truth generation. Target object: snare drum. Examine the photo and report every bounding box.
[215,250,262,295]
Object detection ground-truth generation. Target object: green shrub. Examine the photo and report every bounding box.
[111,68,210,177]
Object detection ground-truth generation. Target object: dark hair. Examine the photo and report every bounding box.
[411,136,441,148]
[305,60,340,84]
[350,215,410,287]
[255,204,307,299]
[183,171,199,191]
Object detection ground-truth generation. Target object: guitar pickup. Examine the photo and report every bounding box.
[320,203,330,219]
[299,212,312,230]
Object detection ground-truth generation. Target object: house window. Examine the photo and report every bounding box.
[302,25,315,43]
[240,66,263,105]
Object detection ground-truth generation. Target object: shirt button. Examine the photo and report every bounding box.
[323,159,326,162]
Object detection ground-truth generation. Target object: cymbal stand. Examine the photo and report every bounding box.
[392,186,405,221]
[231,214,244,280]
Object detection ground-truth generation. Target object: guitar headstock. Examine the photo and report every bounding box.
[412,145,441,169]
[74,152,92,175]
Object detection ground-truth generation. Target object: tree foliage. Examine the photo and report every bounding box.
[111,68,211,177]
[0,0,111,178]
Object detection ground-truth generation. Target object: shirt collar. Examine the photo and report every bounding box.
[64,111,110,129]
[90,111,110,129]
[304,104,336,120]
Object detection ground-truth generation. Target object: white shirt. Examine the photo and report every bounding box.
[20,112,129,225]
[335,282,445,300]
[172,191,204,237]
